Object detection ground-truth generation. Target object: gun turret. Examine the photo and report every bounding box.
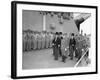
[74,13,91,31]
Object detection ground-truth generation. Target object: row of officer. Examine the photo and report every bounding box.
[23,30,54,52]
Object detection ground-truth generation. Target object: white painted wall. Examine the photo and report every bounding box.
[80,16,92,35]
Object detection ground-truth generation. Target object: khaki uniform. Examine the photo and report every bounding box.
[23,32,26,52]
[28,32,32,51]
[49,34,54,48]
[75,35,83,59]
[48,34,51,48]
[33,34,37,50]
[31,33,35,50]
[39,35,42,49]
[45,34,49,48]
[41,34,45,49]
[61,37,69,57]
[85,35,91,48]
[25,33,30,51]
[37,34,41,49]
[24,33,27,51]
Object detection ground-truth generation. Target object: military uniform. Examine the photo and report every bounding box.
[61,37,69,62]
[37,33,39,49]
[31,32,35,50]
[65,35,70,55]
[48,33,51,48]
[75,35,84,60]
[49,33,54,48]
[37,33,42,49]
[23,31,26,52]
[45,33,49,48]
[24,32,27,51]
[34,33,38,50]
[83,35,90,57]
[41,33,45,49]
[25,32,30,51]
[75,47,83,61]
[29,31,32,51]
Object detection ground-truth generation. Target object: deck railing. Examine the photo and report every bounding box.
[74,47,89,67]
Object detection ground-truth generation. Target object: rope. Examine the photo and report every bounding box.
[74,48,89,67]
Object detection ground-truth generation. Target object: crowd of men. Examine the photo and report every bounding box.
[23,29,54,51]
[23,29,91,64]
[52,32,90,63]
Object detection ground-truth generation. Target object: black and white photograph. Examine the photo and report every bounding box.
[22,10,91,69]
[11,1,98,79]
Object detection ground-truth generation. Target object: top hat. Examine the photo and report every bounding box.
[55,32,58,35]
[59,32,62,34]
[71,33,74,36]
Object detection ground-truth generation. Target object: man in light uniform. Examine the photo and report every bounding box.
[29,30,32,51]
[41,32,45,49]
[25,30,30,51]
[49,32,54,48]
[31,31,35,50]
[39,32,42,49]
[61,33,69,62]
[37,32,42,49]
[34,31,38,50]
[23,31,26,52]
[45,32,49,48]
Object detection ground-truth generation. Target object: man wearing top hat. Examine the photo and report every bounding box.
[52,32,59,60]
[69,33,76,60]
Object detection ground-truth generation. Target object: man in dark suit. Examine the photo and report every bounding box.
[52,32,60,60]
[69,33,76,60]
[58,32,63,57]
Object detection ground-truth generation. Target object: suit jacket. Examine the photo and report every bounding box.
[52,37,61,47]
[57,37,61,47]
[69,38,76,46]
